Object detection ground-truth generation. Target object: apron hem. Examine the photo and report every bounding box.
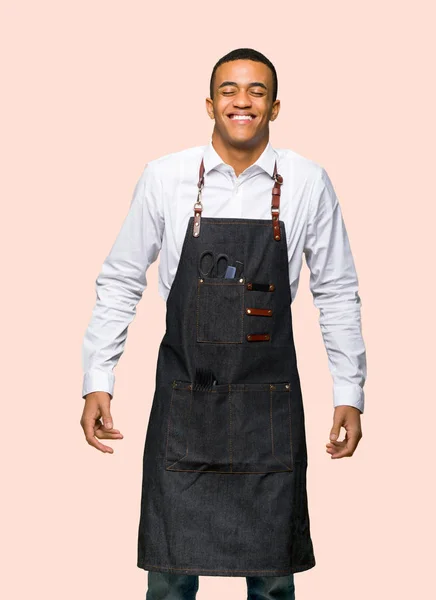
[136,559,316,577]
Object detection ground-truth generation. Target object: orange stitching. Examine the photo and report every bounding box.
[199,279,245,286]
[138,563,298,574]
[228,384,233,472]
[241,282,245,340]
[196,279,244,344]
[270,386,293,471]
[166,383,293,473]
[165,386,190,470]
[270,386,274,456]
[165,386,176,463]
[196,279,201,340]
[164,467,292,473]
[288,388,294,471]
[197,340,244,344]
[172,382,291,392]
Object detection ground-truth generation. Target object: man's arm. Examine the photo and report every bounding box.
[80,163,164,452]
[303,167,367,458]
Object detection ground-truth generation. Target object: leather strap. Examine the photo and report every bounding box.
[246,282,275,292]
[193,159,205,237]
[193,157,283,240]
[245,307,273,317]
[271,161,283,241]
[246,333,270,342]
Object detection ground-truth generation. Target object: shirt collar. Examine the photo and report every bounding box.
[202,137,277,178]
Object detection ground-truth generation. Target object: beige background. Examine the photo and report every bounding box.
[1,0,435,598]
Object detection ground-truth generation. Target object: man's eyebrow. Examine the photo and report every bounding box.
[217,81,268,90]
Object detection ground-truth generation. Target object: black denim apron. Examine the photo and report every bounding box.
[137,157,316,577]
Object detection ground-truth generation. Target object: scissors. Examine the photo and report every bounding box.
[198,250,230,278]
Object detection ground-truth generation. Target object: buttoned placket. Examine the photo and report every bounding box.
[220,166,246,215]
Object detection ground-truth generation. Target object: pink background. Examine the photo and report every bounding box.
[2,1,435,598]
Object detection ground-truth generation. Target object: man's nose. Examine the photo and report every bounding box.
[233,91,252,106]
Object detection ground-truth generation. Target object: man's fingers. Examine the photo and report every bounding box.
[94,421,124,440]
[94,420,122,434]
[329,416,342,441]
[80,393,121,453]
[345,429,361,455]
[82,417,114,453]
[326,430,361,458]
[326,439,346,454]
[100,406,114,430]
[326,439,344,449]
[327,406,363,459]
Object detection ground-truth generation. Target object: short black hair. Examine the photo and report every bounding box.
[210,48,278,102]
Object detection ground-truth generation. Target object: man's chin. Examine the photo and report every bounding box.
[223,131,258,148]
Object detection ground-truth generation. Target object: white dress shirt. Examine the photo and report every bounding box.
[81,139,367,413]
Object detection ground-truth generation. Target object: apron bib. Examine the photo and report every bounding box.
[136,156,316,577]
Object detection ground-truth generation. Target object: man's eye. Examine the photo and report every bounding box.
[221,89,264,96]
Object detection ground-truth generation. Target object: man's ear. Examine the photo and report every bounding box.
[205,97,215,120]
[270,99,280,121]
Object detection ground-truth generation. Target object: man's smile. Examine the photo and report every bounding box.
[227,112,256,123]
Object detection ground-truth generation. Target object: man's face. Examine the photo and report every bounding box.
[206,59,280,148]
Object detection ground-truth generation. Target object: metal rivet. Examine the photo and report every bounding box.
[239,278,244,283]
[246,309,251,314]
[270,384,276,390]
[274,235,280,240]
[199,278,204,283]
[268,310,272,315]
[285,384,290,390]
[247,335,252,340]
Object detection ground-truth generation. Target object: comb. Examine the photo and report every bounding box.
[193,368,218,391]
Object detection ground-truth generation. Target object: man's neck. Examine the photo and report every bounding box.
[211,132,269,177]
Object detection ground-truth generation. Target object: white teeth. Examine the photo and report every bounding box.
[230,115,253,120]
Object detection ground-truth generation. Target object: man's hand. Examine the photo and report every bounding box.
[326,405,362,459]
[80,392,123,453]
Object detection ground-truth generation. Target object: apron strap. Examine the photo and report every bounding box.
[271,160,283,241]
[193,157,283,240]
[193,159,205,238]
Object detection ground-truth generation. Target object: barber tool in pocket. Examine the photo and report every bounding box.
[165,379,293,473]
[194,367,218,389]
[234,261,244,279]
[198,250,236,279]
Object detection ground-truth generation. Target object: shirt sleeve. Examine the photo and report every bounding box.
[81,163,164,400]
[303,167,367,413]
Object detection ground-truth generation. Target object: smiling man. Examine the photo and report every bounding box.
[210,62,278,168]
[81,48,367,600]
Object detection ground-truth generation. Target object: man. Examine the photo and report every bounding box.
[81,48,366,600]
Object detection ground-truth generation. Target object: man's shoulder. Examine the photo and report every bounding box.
[146,144,206,175]
[275,147,325,181]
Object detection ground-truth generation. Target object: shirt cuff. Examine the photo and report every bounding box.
[333,384,364,414]
[82,370,115,400]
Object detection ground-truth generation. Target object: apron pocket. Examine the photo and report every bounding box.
[165,381,293,474]
[196,277,244,343]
